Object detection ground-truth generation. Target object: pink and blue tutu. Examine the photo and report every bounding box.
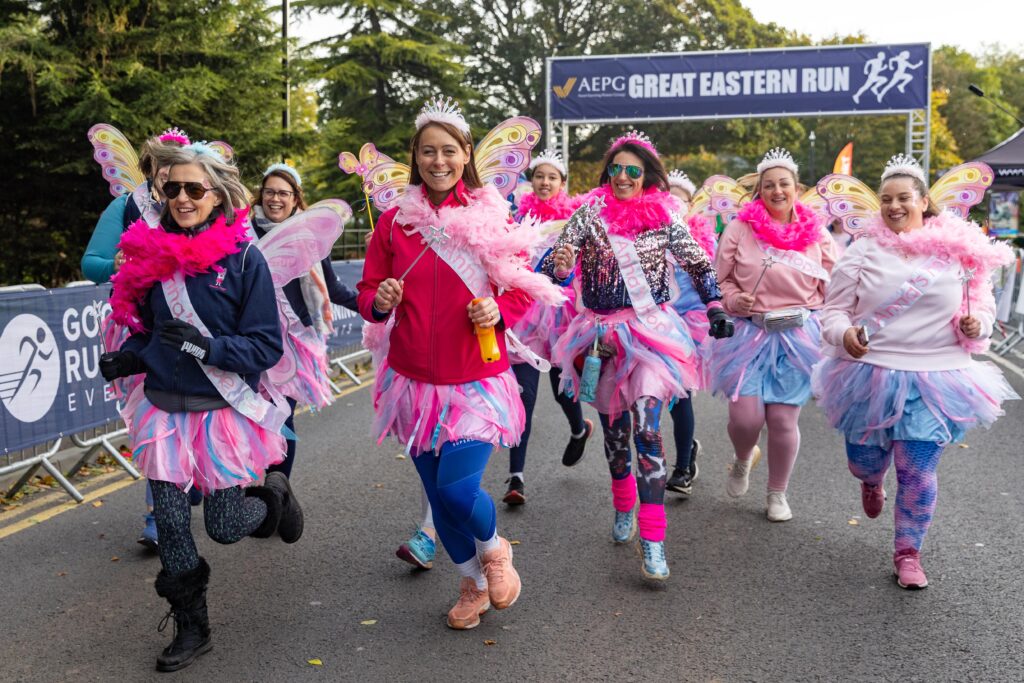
[273,329,333,410]
[511,287,578,363]
[812,357,1018,448]
[551,306,701,417]
[122,384,286,494]
[707,313,822,405]
[372,359,526,455]
[670,273,711,390]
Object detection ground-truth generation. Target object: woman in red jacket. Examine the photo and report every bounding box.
[357,98,563,630]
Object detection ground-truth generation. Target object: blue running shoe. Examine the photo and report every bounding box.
[396,530,436,569]
[612,506,637,544]
[137,513,158,551]
[640,539,670,581]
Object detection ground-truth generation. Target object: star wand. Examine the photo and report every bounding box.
[749,255,776,298]
[960,267,977,317]
[397,225,450,281]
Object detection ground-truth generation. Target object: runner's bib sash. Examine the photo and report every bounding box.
[857,253,954,337]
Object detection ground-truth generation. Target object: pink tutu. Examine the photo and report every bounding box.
[551,306,701,417]
[372,360,526,455]
[511,288,579,363]
[122,384,286,494]
[274,329,333,410]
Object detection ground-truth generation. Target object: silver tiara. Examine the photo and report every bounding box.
[528,148,567,176]
[667,170,696,195]
[414,96,470,135]
[880,153,926,184]
[756,147,798,175]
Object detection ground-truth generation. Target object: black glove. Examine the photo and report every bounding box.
[158,319,211,363]
[707,305,735,339]
[99,350,144,381]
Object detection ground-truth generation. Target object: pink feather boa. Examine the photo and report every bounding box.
[110,209,251,333]
[517,190,581,222]
[586,184,676,239]
[687,213,717,260]
[394,185,565,305]
[738,198,824,252]
[864,211,1015,354]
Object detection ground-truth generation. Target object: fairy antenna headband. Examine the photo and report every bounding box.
[880,153,926,185]
[667,169,696,195]
[756,147,799,176]
[415,96,471,136]
[158,127,190,145]
[610,130,658,157]
[529,148,567,176]
[263,162,302,187]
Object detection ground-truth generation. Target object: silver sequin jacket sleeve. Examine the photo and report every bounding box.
[539,202,594,282]
[667,212,721,304]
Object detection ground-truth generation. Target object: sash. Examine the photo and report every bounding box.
[161,272,289,434]
[758,243,831,282]
[858,253,954,336]
[607,234,683,340]
[131,183,162,228]
[423,228,551,372]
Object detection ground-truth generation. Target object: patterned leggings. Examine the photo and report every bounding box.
[845,440,944,552]
[150,479,268,575]
[601,397,668,541]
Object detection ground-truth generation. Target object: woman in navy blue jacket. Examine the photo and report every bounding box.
[100,145,301,672]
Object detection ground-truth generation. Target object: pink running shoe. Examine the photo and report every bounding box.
[893,549,928,589]
[861,483,886,519]
[447,578,490,629]
[481,536,522,610]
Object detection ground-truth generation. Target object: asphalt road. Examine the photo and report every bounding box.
[3,363,1024,682]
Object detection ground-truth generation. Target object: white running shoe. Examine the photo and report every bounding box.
[726,446,759,498]
[766,491,792,522]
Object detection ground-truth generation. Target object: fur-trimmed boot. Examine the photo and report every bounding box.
[153,558,212,672]
[244,472,303,542]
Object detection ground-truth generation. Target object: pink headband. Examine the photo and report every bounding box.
[610,130,658,158]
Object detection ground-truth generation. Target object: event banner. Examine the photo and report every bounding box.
[989,192,1020,237]
[549,43,930,122]
[326,260,366,351]
[1,285,119,453]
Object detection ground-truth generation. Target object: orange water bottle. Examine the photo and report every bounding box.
[472,298,501,363]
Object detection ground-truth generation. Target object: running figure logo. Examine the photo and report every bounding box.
[0,314,61,423]
[853,50,923,105]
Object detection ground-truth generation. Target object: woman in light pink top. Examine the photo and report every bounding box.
[710,148,837,522]
[812,155,1017,589]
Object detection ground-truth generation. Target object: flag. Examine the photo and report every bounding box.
[833,142,853,174]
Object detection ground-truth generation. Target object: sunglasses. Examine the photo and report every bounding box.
[607,164,644,180]
[164,181,214,200]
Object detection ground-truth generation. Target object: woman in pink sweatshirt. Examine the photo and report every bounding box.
[711,148,837,522]
[812,155,1017,589]
[357,97,564,629]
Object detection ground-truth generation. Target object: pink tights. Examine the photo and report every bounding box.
[727,395,801,493]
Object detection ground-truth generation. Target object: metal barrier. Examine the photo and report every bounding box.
[992,250,1024,358]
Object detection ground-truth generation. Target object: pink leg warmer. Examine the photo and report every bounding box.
[727,395,765,461]
[637,502,666,542]
[765,403,802,492]
[610,475,638,513]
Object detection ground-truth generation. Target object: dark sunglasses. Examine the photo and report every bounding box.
[164,181,214,200]
[607,163,643,180]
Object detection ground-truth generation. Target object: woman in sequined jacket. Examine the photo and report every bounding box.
[540,131,733,582]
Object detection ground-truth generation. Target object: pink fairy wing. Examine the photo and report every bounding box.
[207,141,234,161]
[475,117,542,196]
[929,162,994,219]
[799,185,829,217]
[257,199,352,286]
[816,174,880,240]
[87,124,146,197]
[704,175,749,225]
[339,142,390,178]
[363,160,410,211]
[266,299,298,385]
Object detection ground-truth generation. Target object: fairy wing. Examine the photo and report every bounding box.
[207,141,234,161]
[87,124,146,197]
[686,186,712,221]
[474,116,542,197]
[703,175,749,225]
[363,160,411,212]
[256,199,352,286]
[816,174,880,239]
[799,185,829,217]
[928,162,994,218]
[338,142,390,177]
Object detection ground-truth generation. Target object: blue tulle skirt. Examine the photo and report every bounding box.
[812,357,1018,448]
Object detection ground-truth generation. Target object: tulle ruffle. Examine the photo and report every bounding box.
[122,384,286,494]
[274,330,333,410]
[372,361,525,455]
[812,357,1019,448]
[551,306,701,416]
[510,288,578,363]
[707,313,822,405]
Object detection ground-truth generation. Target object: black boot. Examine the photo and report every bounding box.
[265,471,304,543]
[153,558,212,672]
[245,482,283,538]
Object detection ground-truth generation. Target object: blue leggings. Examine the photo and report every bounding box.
[669,395,696,471]
[413,440,497,564]
[846,440,944,552]
[509,364,586,474]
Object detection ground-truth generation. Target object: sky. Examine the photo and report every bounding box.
[742,0,1022,53]
[295,1,1020,53]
